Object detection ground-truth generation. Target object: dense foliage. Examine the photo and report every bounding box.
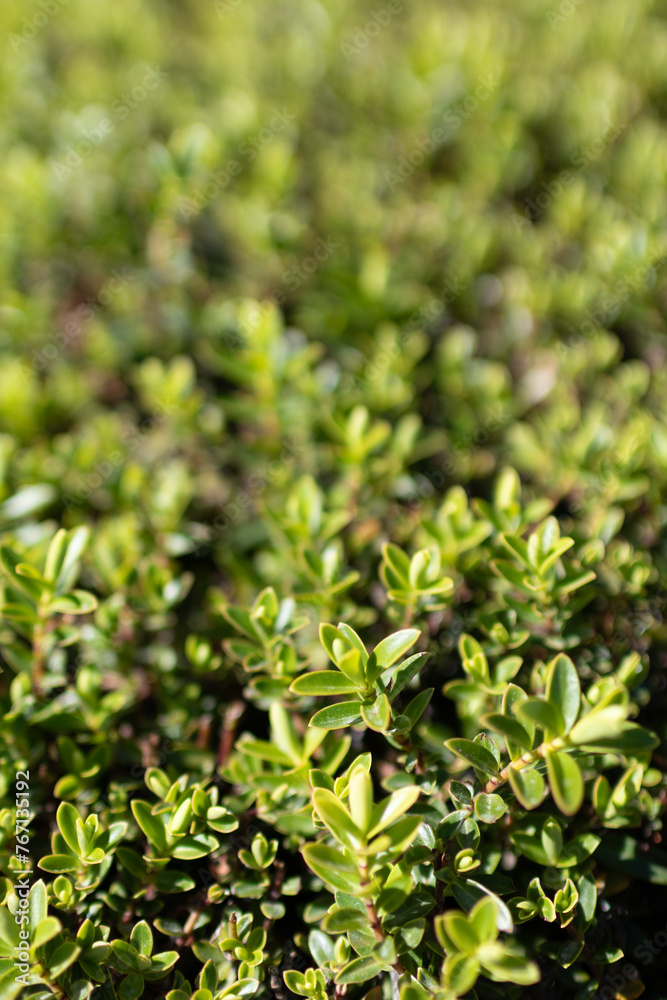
[2,0,667,998]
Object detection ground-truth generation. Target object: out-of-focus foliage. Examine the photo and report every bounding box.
[2,0,667,997]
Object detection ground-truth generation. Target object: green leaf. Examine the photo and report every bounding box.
[238,739,295,765]
[558,940,583,968]
[0,484,56,522]
[477,943,540,985]
[554,878,577,916]
[38,854,80,874]
[437,910,479,954]
[539,537,574,574]
[508,767,545,810]
[476,732,500,767]
[492,559,532,592]
[49,589,98,615]
[495,656,522,683]
[382,543,411,582]
[319,623,348,664]
[260,901,285,921]
[372,814,422,853]
[0,975,24,1000]
[459,634,490,684]
[348,768,373,834]
[0,908,19,948]
[503,684,533,736]
[577,722,658,755]
[387,652,429,699]
[371,629,420,670]
[119,973,145,1000]
[384,892,435,927]
[483,713,532,751]
[131,801,167,852]
[245,927,267,951]
[308,929,335,967]
[312,789,363,849]
[28,879,48,926]
[336,648,366,686]
[555,569,596,595]
[56,802,82,856]
[337,623,369,662]
[445,738,499,776]
[400,986,431,1000]
[55,525,90,593]
[0,546,43,600]
[322,908,370,933]
[301,844,360,893]
[545,750,584,816]
[290,671,360,695]
[450,782,473,808]
[200,960,218,993]
[153,871,196,893]
[144,949,178,978]
[474,793,507,824]
[442,954,480,995]
[84,847,106,864]
[469,896,499,943]
[541,817,563,865]
[113,941,149,973]
[360,693,391,732]
[32,916,62,950]
[568,706,627,745]
[368,786,421,838]
[545,654,580,734]
[499,533,532,568]
[169,799,193,836]
[223,606,259,641]
[555,833,599,868]
[220,980,258,999]
[75,919,95,949]
[515,697,564,737]
[309,701,362,730]
[49,941,82,978]
[451,881,513,934]
[270,702,302,763]
[283,971,308,996]
[0,601,39,623]
[44,529,68,582]
[401,688,433,730]
[309,768,335,790]
[336,955,386,984]
[171,833,219,859]
[130,921,153,957]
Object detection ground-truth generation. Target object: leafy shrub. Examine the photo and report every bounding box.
[1,474,665,1000]
[2,0,667,998]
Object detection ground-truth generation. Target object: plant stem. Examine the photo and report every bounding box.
[565,923,602,982]
[483,737,567,794]
[42,971,67,999]
[263,860,285,931]
[359,862,406,976]
[433,851,447,912]
[180,901,207,946]
[217,700,245,767]
[392,731,425,774]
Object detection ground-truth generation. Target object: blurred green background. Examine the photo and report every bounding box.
[2,0,667,599]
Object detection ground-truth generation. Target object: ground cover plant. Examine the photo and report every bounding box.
[2,0,667,998]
